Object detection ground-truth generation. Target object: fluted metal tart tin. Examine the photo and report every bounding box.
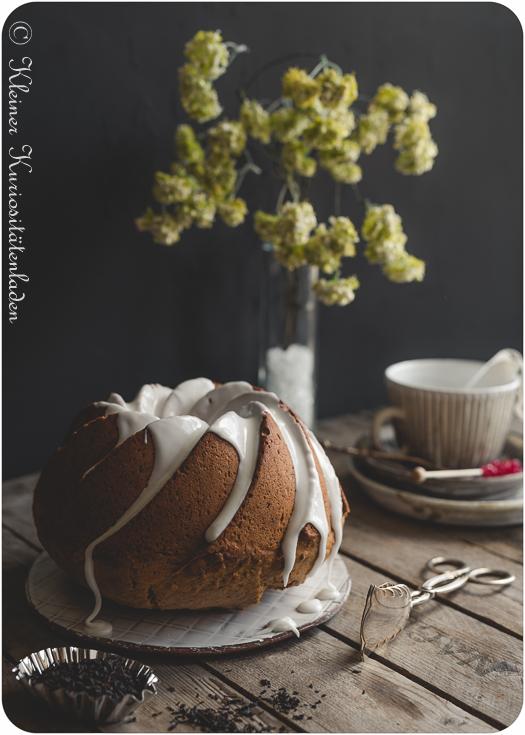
[12,646,158,724]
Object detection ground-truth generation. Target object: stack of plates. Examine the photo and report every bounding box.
[348,434,523,527]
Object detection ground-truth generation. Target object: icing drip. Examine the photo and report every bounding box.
[213,391,330,586]
[268,617,300,637]
[204,403,265,543]
[100,379,215,420]
[190,381,254,423]
[163,378,216,416]
[296,598,323,614]
[316,582,341,601]
[81,378,344,630]
[310,434,344,560]
[83,415,208,632]
[81,408,156,480]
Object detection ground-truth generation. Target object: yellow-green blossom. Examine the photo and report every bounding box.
[203,153,237,199]
[274,243,308,269]
[188,192,216,228]
[135,209,183,246]
[362,204,407,264]
[319,140,362,183]
[408,91,437,122]
[329,216,359,254]
[175,125,205,167]
[282,67,319,109]
[356,108,390,154]
[314,276,360,305]
[217,198,248,226]
[395,136,438,175]
[305,216,359,273]
[321,139,361,164]
[332,106,356,132]
[394,116,432,149]
[179,64,222,122]
[282,141,317,178]
[383,253,425,283]
[372,83,409,122]
[152,171,193,205]
[254,201,317,268]
[240,99,271,143]
[253,210,279,244]
[329,160,362,184]
[270,108,310,143]
[207,120,247,158]
[139,31,434,302]
[317,68,358,109]
[184,30,229,80]
[173,202,195,230]
[276,201,317,246]
[303,111,354,150]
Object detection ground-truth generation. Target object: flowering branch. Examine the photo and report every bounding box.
[136,30,438,306]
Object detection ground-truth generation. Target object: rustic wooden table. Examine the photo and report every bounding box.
[3,413,523,733]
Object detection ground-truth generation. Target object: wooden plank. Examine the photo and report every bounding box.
[207,629,493,732]
[3,472,41,548]
[106,663,294,733]
[339,488,523,637]
[323,557,522,726]
[3,530,69,662]
[3,526,40,571]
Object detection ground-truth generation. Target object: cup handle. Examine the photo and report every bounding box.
[371,406,406,450]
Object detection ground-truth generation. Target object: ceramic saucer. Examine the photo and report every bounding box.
[356,433,522,500]
[349,457,522,527]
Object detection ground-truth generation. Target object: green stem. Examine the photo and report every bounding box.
[226,42,249,66]
[234,149,262,194]
[309,55,343,79]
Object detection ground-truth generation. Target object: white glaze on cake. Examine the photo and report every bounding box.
[316,582,341,601]
[296,598,323,614]
[268,616,300,637]
[84,414,209,633]
[192,384,333,585]
[80,379,344,633]
[204,403,265,543]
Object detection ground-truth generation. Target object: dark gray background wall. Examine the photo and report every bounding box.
[3,3,522,478]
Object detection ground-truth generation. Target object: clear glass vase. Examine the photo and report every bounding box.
[258,249,318,426]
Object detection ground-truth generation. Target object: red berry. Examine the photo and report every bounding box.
[482,458,522,477]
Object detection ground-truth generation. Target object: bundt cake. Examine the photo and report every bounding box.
[33,379,349,632]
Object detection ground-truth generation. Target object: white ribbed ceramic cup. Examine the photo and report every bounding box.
[372,359,521,468]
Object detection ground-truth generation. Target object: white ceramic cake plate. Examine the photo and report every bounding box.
[27,554,351,655]
[349,458,523,527]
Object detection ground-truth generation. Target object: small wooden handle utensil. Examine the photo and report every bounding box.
[320,438,432,467]
[412,459,522,484]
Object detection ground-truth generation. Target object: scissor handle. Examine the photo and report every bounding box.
[426,556,471,574]
[421,570,471,594]
[468,567,516,586]
[427,556,515,587]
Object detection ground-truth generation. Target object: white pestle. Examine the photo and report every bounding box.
[465,349,522,421]
[465,349,522,388]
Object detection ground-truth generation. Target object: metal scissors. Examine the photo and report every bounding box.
[360,556,515,657]
[411,556,516,605]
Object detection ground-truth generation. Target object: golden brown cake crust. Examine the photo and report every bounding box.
[33,393,349,611]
